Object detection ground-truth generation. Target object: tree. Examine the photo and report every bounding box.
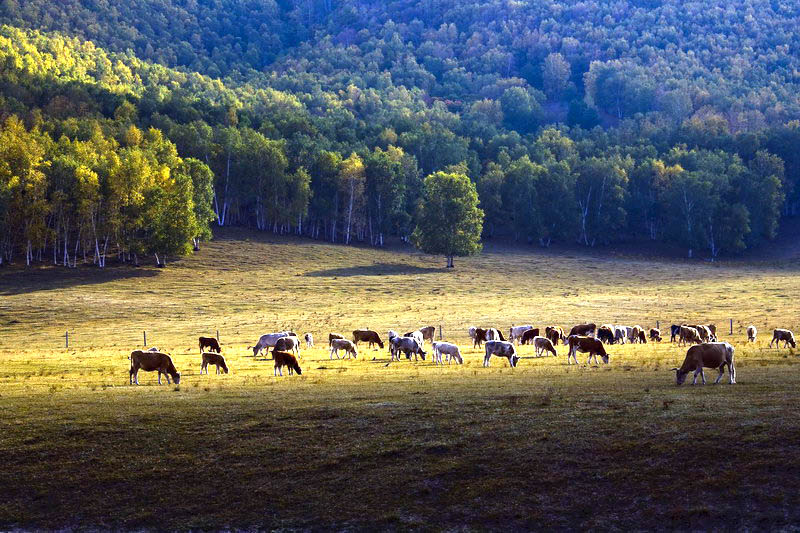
[412,171,483,268]
[542,53,570,100]
[339,152,365,245]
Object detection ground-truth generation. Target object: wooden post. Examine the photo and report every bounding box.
[438,325,443,340]
[143,330,147,347]
[657,320,660,330]
[730,319,733,336]
[216,329,220,341]
[65,331,69,349]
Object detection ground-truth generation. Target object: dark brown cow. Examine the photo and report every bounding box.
[274,351,302,376]
[353,329,384,349]
[649,328,662,342]
[129,350,181,385]
[199,336,221,353]
[769,329,796,349]
[679,326,702,346]
[419,326,436,345]
[520,328,541,345]
[201,352,229,374]
[472,327,488,348]
[545,326,565,346]
[672,342,735,385]
[329,332,345,346]
[569,323,596,337]
[597,326,615,344]
[566,336,609,365]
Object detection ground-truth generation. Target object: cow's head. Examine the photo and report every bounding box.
[172,371,182,385]
[671,368,688,385]
[601,353,609,364]
[511,355,520,367]
[419,349,427,361]
[791,338,797,348]
[377,340,384,349]
[220,359,229,373]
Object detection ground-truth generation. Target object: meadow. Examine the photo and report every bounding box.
[1,228,800,530]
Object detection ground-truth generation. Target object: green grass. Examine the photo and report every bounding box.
[1,228,800,530]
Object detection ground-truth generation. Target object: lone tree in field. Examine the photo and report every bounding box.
[412,171,484,268]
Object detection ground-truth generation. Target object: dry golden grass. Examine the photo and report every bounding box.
[1,227,800,529]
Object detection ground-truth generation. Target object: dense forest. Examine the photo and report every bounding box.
[1,0,799,265]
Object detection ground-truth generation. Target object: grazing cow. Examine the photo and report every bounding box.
[678,326,702,346]
[569,323,596,338]
[520,328,541,345]
[483,340,519,367]
[472,327,488,348]
[670,324,681,343]
[533,336,557,357]
[273,351,302,376]
[273,335,300,356]
[690,325,712,343]
[199,336,221,353]
[597,326,615,344]
[404,330,425,348]
[545,326,565,346]
[129,350,181,385]
[419,326,436,346]
[747,325,757,342]
[769,329,796,349]
[510,325,534,344]
[304,333,314,348]
[567,336,609,365]
[649,328,662,342]
[353,329,384,349]
[432,341,463,365]
[614,326,628,344]
[391,336,426,361]
[330,338,358,359]
[672,342,735,385]
[707,324,717,338]
[329,332,345,346]
[486,328,503,341]
[248,332,292,357]
[200,352,229,375]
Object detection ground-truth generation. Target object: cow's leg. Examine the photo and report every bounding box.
[483,354,490,367]
[715,365,724,384]
[729,363,736,384]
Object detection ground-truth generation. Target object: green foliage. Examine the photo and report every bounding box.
[412,171,483,267]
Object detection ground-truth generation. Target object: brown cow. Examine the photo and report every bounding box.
[678,326,702,346]
[419,326,436,345]
[769,329,796,349]
[129,350,181,385]
[520,328,541,345]
[328,332,345,346]
[274,351,302,376]
[567,336,609,365]
[472,327,488,348]
[597,326,615,344]
[569,323,596,338]
[649,328,662,342]
[201,352,229,374]
[545,326,566,346]
[353,329,384,349]
[672,342,735,385]
[690,325,712,343]
[199,336,221,353]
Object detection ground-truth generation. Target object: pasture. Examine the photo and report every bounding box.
[1,228,800,530]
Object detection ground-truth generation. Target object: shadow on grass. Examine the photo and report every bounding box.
[0,265,160,296]
[304,263,446,277]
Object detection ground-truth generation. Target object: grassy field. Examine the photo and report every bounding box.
[2,228,800,530]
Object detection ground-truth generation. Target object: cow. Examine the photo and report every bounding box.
[567,336,609,365]
[432,341,463,365]
[691,325,712,343]
[472,327,488,348]
[273,351,302,376]
[769,329,796,349]
[670,324,681,343]
[199,336,221,353]
[649,328,662,342]
[545,326,565,346]
[329,332,345,346]
[200,352,229,375]
[672,342,735,385]
[533,336,557,357]
[248,332,292,357]
[520,328,541,345]
[273,335,300,357]
[510,325,534,344]
[569,323,596,338]
[330,338,358,359]
[597,326,615,344]
[391,336,426,361]
[404,330,425,348]
[486,328,506,341]
[614,326,628,344]
[631,325,647,344]
[483,340,519,367]
[129,350,181,385]
[353,329,384,349]
[304,333,314,348]
[678,326,702,346]
[746,325,757,342]
[707,324,717,338]
[419,326,436,346]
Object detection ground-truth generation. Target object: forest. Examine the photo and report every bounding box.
[1,0,799,265]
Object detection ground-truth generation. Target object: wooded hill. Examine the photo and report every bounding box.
[1,0,799,265]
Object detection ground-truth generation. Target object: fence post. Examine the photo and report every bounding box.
[143,330,147,347]
[438,325,443,340]
[730,319,733,336]
[657,320,660,330]
[65,331,69,349]
[216,329,220,342]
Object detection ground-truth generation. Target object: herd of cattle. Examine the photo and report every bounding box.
[127,322,798,387]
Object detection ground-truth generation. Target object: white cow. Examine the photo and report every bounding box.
[248,331,293,357]
[483,340,519,367]
[509,325,533,344]
[304,333,314,348]
[432,341,463,365]
[329,338,358,359]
